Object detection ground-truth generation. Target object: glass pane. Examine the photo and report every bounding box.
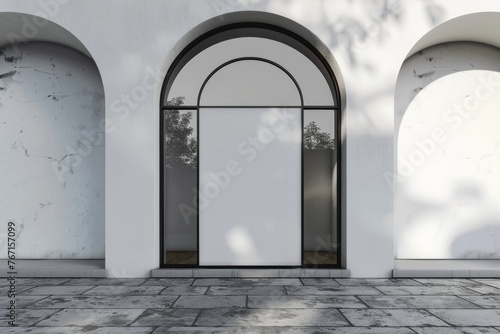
[163,107,198,266]
[199,108,301,265]
[303,110,338,267]
[165,37,335,106]
[200,60,301,106]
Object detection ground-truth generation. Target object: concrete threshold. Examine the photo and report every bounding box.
[393,259,500,278]
[151,268,350,278]
[0,259,106,278]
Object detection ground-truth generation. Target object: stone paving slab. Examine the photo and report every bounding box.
[29,295,178,308]
[36,308,145,327]
[83,285,165,295]
[300,278,340,285]
[143,278,195,286]
[62,278,147,286]
[71,328,154,334]
[195,308,350,326]
[472,279,500,289]
[0,295,48,308]
[0,308,59,333]
[2,277,500,332]
[412,327,500,334]
[428,309,500,326]
[154,326,416,333]
[20,285,94,295]
[335,279,422,286]
[11,278,70,286]
[193,278,303,286]
[173,295,246,308]
[247,295,366,309]
[341,309,449,327]
[206,285,286,295]
[460,295,500,308]
[465,285,500,295]
[375,286,480,295]
[414,279,483,287]
[0,285,34,294]
[1,328,77,334]
[285,285,382,295]
[161,285,208,295]
[130,309,199,327]
[0,309,58,327]
[359,295,480,309]
[1,327,155,333]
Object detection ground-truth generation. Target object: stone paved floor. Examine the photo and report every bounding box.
[2,277,500,333]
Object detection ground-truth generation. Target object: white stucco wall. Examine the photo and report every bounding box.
[0,41,104,259]
[0,0,499,276]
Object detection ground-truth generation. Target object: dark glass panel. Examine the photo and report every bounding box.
[163,103,198,266]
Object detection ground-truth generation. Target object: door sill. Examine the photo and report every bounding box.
[393,259,500,278]
[151,268,350,278]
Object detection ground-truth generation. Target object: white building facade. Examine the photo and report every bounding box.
[1,0,500,278]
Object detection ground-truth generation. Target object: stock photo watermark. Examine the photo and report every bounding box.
[5,221,17,326]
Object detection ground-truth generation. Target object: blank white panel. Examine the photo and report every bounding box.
[199,108,301,266]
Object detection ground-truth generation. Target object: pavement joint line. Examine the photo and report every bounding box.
[157,285,169,295]
[336,308,356,327]
[369,285,388,295]
[191,308,203,327]
[454,294,488,309]
[353,295,371,308]
[170,294,182,308]
[31,307,63,327]
[424,308,467,327]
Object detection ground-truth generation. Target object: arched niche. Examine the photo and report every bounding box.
[0,13,105,260]
[396,17,500,259]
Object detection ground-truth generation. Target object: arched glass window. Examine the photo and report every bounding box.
[160,24,340,268]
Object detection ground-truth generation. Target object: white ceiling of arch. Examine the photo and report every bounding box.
[407,12,500,59]
[0,12,91,58]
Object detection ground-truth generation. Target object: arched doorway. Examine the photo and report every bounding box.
[160,23,341,268]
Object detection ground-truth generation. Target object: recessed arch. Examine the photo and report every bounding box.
[407,12,500,59]
[0,13,105,263]
[0,12,92,57]
[395,13,500,260]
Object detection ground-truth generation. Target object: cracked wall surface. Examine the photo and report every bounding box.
[0,42,105,259]
[396,42,500,259]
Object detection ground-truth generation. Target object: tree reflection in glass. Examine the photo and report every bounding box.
[303,112,338,267]
[304,121,335,150]
[164,97,198,266]
[165,97,197,170]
